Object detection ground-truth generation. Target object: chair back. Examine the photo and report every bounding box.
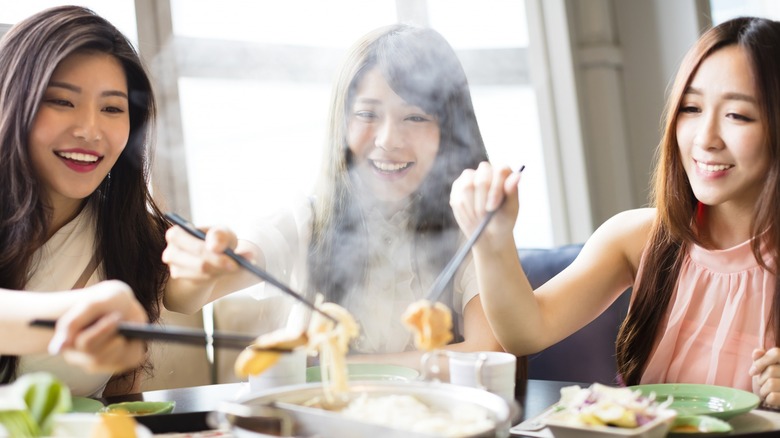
[518,244,630,384]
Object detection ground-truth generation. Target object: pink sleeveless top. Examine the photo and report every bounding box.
[640,239,775,391]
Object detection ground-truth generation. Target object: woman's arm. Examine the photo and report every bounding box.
[0,280,149,374]
[450,162,651,356]
[162,225,263,314]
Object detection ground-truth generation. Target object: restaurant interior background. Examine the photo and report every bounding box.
[2,0,779,391]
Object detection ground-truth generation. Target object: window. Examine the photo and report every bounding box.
[709,0,780,24]
[169,0,553,247]
[1,1,554,248]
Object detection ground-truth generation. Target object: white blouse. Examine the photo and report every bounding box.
[19,208,111,398]
[214,196,478,354]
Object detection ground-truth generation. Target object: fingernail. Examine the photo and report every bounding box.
[748,366,756,375]
[48,332,66,355]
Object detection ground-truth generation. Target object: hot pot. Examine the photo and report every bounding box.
[213,380,521,437]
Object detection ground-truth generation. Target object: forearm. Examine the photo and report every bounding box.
[0,289,81,355]
[472,244,545,356]
[163,271,258,315]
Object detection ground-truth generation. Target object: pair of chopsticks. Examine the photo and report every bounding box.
[29,319,290,352]
[165,213,337,325]
[426,165,525,302]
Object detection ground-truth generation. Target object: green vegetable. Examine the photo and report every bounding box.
[0,410,38,437]
[0,373,72,437]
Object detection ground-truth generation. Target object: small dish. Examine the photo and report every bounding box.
[306,363,419,382]
[103,401,175,416]
[70,396,104,413]
[545,410,676,438]
[51,413,153,438]
[669,415,733,436]
[630,383,759,420]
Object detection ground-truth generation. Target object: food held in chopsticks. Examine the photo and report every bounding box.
[234,329,308,378]
[305,301,359,403]
[402,299,453,351]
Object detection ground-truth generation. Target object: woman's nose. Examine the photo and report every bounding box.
[693,114,723,150]
[71,107,102,142]
[375,118,402,151]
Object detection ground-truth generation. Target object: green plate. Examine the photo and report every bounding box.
[70,396,104,413]
[669,415,733,436]
[630,383,759,420]
[306,364,419,382]
[103,400,175,416]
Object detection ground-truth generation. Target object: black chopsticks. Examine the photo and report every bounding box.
[426,165,525,302]
[165,212,337,325]
[30,319,290,352]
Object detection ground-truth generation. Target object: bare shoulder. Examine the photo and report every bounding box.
[579,208,656,275]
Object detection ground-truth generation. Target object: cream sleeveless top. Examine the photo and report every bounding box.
[640,239,775,391]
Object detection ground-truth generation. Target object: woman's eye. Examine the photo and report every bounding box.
[45,98,73,107]
[727,112,754,122]
[406,115,430,122]
[679,105,699,114]
[354,110,376,120]
[103,106,126,114]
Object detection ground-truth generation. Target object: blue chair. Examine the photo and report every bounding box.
[518,244,630,384]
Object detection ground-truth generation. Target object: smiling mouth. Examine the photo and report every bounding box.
[370,160,413,173]
[56,151,101,164]
[695,160,733,172]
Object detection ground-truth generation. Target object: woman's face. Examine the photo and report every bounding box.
[347,68,441,204]
[676,45,768,212]
[29,51,130,212]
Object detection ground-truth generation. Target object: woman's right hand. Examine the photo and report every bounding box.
[449,162,521,248]
[162,224,241,284]
[51,280,148,374]
[162,223,262,313]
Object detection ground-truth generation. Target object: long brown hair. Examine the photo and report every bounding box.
[307,25,488,307]
[616,17,780,385]
[0,6,169,385]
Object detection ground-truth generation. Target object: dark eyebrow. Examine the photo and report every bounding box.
[48,81,128,99]
[685,86,757,104]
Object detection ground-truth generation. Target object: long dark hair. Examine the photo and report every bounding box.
[616,17,780,384]
[0,6,169,385]
[307,24,488,308]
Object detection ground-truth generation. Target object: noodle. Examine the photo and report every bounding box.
[305,301,359,403]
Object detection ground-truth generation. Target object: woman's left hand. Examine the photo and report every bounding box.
[750,347,780,407]
[51,281,149,374]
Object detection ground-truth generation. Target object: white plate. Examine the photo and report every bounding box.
[50,413,152,438]
[543,410,676,438]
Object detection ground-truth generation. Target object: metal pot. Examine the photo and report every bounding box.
[214,380,521,437]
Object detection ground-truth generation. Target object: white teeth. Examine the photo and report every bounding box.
[57,151,99,163]
[696,161,731,172]
[372,161,410,172]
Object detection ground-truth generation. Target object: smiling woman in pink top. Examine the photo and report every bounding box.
[450,16,780,407]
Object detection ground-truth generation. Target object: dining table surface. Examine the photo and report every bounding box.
[103,378,780,437]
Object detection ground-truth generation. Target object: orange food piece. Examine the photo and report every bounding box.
[234,329,307,378]
[402,300,453,351]
[92,411,137,438]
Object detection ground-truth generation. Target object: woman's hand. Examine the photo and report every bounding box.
[50,280,148,374]
[750,347,780,407]
[450,162,521,249]
[162,223,262,314]
[162,224,241,282]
